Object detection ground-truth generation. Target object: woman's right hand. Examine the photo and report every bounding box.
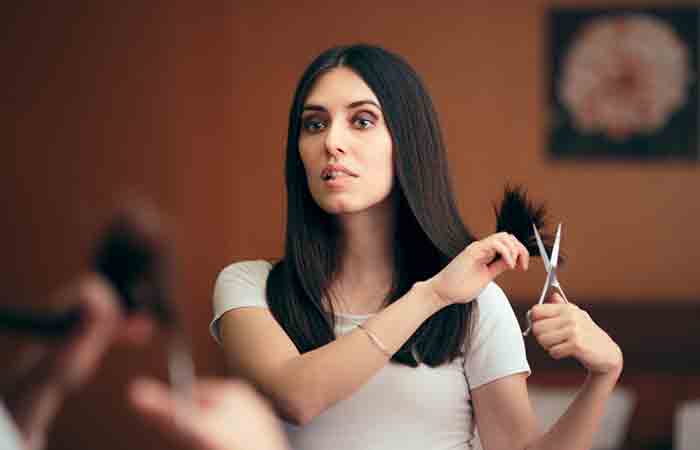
[427,232,529,307]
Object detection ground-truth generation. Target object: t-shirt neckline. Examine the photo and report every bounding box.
[334,311,374,320]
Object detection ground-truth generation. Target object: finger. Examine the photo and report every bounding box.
[548,341,575,360]
[531,315,568,336]
[74,274,122,340]
[490,239,516,269]
[503,234,529,271]
[52,275,122,390]
[514,238,530,270]
[530,303,567,321]
[497,232,517,253]
[505,235,529,271]
[501,234,521,268]
[536,327,572,349]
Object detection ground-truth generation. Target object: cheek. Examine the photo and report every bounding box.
[373,137,394,185]
[359,151,394,201]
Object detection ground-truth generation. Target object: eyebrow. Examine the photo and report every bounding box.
[302,100,382,112]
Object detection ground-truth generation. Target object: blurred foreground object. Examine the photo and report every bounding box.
[129,378,290,450]
[0,199,175,335]
[676,399,700,450]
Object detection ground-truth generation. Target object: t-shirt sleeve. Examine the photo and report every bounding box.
[210,260,273,345]
[464,282,531,390]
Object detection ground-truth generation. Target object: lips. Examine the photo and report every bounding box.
[321,164,358,181]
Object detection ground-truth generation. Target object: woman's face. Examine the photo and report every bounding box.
[299,67,394,216]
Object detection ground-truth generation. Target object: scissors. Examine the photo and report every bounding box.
[523,223,569,336]
[166,310,196,403]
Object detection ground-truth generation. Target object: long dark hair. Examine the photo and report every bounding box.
[266,44,477,367]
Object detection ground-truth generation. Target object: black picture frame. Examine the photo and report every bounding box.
[547,7,699,161]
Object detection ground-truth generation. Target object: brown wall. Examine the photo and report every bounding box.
[2,2,697,449]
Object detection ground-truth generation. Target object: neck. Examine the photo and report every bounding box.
[332,199,396,313]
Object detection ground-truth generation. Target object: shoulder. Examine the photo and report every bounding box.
[215,260,274,288]
[468,281,523,348]
[464,282,531,388]
[213,259,275,310]
[211,260,275,344]
[474,282,515,320]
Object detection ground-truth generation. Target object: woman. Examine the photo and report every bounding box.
[210,44,622,450]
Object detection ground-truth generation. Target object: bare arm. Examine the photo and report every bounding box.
[219,280,441,425]
[472,293,623,450]
[473,370,621,450]
[219,232,529,425]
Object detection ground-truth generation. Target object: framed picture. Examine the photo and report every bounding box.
[547,7,699,161]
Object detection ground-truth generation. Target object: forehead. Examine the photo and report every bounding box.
[305,67,380,107]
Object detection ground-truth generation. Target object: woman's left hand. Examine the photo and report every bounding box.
[530,293,623,375]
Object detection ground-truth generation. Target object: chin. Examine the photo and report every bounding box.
[320,197,392,217]
[311,188,394,216]
[319,200,360,215]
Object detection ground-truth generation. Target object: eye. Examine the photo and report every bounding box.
[302,117,327,133]
[353,113,376,129]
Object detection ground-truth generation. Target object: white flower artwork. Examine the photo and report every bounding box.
[548,8,698,160]
[559,14,691,141]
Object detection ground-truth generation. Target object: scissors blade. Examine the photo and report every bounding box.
[536,268,556,306]
[551,223,562,269]
[532,223,551,272]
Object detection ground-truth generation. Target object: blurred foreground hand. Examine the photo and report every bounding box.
[2,274,154,450]
[129,377,290,450]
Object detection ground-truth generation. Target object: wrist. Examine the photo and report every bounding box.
[411,280,446,315]
[586,366,622,394]
[588,344,624,379]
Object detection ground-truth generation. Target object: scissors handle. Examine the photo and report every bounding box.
[523,278,570,336]
[523,311,534,336]
[550,279,569,304]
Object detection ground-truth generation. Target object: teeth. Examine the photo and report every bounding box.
[324,171,345,180]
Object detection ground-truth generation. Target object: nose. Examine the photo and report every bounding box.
[324,119,347,158]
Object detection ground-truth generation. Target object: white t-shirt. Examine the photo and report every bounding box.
[211,260,530,450]
[0,401,23,450]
